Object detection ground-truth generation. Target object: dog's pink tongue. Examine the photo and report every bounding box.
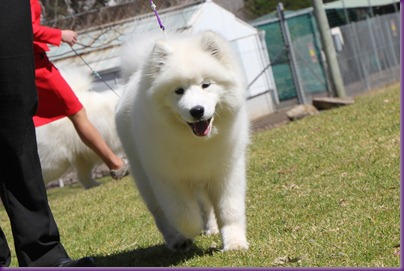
[193,120,211,137]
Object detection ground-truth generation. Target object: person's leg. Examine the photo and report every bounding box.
[0,0,69,266]
[0,119,69,267]
[69,107,129,178]
[0,228,11,267]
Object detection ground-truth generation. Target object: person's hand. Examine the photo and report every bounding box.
[61,30,77,46]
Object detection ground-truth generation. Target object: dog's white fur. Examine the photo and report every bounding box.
[35,68,123,189]
[116,31,249,251]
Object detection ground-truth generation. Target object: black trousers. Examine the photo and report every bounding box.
[0,0,69,267]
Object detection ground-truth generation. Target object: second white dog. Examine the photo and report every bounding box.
[36,68,123,189]
[116,31,250,251]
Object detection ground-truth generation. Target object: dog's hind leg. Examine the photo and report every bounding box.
[41,160,70,186]
[74,159,100,189]
[199,190,219,236]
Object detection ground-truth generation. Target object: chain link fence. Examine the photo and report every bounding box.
[253,8,330,103]
[253,8,400,105]
[335,12,400,96]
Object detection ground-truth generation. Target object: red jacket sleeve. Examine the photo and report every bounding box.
[31,0,62,48]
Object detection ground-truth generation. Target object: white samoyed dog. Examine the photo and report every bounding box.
[35,68,123,189]
[116,31,249,251]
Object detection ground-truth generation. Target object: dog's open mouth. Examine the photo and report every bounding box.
[187,117,214,137]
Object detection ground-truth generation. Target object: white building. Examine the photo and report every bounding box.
[48,0,277,120]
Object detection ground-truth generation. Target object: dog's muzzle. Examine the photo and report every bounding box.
[187,106,214,137]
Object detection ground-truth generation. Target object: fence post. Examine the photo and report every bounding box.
[312,0,347,98]
[277,3,306,104]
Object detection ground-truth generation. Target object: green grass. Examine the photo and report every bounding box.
[0,84,400,267]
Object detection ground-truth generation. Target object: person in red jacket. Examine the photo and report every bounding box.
[31,0,128,179]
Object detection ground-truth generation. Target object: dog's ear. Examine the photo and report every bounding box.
[200,31,231,65]
[200,31,220,56]
[148,40,172,76]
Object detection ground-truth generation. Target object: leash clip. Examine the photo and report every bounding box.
[150,0,166,32]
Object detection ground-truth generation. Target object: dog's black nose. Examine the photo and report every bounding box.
[190,106,205,119]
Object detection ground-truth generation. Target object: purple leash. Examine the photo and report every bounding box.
[150,0,167,37]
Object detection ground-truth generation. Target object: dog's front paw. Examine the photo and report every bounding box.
[221,224,248,251]
[173,239,193,252]
[167,235,194,252]
[223,240,249,251]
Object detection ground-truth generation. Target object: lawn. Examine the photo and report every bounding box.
[0,83,400,268]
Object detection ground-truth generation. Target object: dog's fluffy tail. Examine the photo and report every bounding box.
[119,31,177,82]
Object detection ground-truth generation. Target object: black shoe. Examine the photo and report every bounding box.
[55,257,96,267]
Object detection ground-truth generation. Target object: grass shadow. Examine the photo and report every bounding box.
[92,243,217,267]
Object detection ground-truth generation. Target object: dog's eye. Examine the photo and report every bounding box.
[175,88,185,95]
[202,83,211,89]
